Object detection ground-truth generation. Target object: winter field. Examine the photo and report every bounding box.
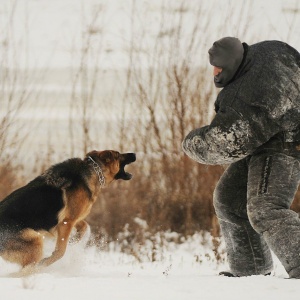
[1,0,300,299]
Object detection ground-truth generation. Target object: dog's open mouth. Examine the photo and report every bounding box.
[114,153,136,180]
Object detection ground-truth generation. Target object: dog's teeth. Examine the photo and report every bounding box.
[63,221,68,225]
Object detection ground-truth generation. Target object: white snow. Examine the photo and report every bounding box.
[0,233,299,300]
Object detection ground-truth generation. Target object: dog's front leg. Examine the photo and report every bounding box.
[39,219,75,267]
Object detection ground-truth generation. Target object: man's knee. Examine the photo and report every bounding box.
[247,195,282,234]
[248,193,300,236]
[213,182,225,215]
[213,183,236,221]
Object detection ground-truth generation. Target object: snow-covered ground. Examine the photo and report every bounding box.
[0,233,299,300]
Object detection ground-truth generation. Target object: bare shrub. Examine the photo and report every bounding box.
[0,161,24,200]
[0,0,44,200]
[68,3,107,156]
[87,1,224,242]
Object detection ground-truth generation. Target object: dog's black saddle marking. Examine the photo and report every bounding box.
[0,158,92,247]
[0,177,64,232]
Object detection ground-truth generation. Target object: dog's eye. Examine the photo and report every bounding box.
[101,151,113,162]
[111,151,120,160]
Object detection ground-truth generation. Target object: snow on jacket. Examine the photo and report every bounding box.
[182,40,300,165]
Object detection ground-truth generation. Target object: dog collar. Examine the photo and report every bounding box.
[88,156,106,188]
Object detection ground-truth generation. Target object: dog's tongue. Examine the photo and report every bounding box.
[124,171,132,180]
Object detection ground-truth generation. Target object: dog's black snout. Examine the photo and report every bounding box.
[124,153,136,163]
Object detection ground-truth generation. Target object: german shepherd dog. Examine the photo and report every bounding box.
[0,150,136,275]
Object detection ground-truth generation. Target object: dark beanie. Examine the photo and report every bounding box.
[208,37,244,88]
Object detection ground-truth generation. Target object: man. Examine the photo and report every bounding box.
[182,37,300,278]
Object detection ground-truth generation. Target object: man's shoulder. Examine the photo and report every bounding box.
[250,40,298,55]
[251,40,286,47]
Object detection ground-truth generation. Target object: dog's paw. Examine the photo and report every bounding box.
[9,264,43,278]
[69,224,91,245]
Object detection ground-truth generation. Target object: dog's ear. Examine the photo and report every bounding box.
[98,150,116,163]
[86,150,117,164]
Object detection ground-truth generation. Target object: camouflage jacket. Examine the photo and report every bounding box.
[182,41,300,165]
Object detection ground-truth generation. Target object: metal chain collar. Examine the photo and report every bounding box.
[88,156,106,188]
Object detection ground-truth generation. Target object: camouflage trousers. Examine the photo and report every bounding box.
[214,152,300,278]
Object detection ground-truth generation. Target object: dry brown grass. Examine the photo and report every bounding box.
[0,162,24,200]
[87,158,224,238]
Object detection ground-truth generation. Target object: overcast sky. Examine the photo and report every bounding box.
[1,0,299,69]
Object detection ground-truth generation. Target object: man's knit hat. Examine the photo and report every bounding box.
[208,37,244,88]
